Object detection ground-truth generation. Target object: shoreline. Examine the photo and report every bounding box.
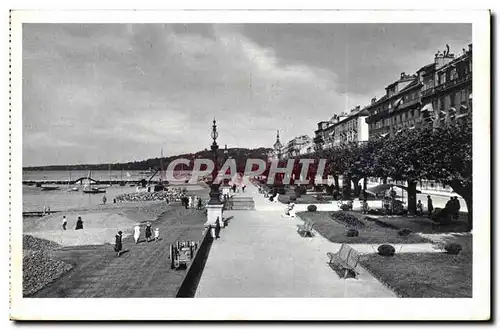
[23,200,172,247]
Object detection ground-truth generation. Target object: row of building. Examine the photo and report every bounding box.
[269,44,472,192]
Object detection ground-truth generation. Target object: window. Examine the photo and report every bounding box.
[402,113,406,120]
[409,109,414,117]
[450,92,455,106]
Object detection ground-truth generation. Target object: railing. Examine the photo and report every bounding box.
[421,88,434,97]
[435,73,472,93]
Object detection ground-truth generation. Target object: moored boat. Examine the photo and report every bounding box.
[41,186,60,191]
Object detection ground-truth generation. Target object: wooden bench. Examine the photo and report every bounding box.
[297,220,315,237]
[327,244,360,279]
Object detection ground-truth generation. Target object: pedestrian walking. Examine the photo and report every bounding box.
[427,195,434,218]
[232,184,236,193]
[75,216,84,230]
[242,184,246,193]
[416,200,423,216]
[215,217,221,239]
[133,224,141,244]
[102,194,107,205]
[62,216,67,230]
[197,197,203,210]
[188,196,193,208]
[114,231,123,257]
[154,228,160,242]
[145,222,152,242]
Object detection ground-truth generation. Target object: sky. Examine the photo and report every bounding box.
[22,23,471,166]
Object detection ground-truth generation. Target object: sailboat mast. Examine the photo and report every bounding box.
[160,148,164,184]
[109,164,111,185]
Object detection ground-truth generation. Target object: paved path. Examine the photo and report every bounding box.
[195,180,396,298]
[32,206,206,298]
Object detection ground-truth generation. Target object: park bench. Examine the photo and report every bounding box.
[326,243,360,279]
[297,219,315,237]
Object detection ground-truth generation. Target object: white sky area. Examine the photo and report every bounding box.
[22,23,471,166]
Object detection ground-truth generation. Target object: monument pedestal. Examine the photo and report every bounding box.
[205,203,224,237]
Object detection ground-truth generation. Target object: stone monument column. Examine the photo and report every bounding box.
[204,119,225,236]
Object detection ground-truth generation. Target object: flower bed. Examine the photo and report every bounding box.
[297,211,430,244]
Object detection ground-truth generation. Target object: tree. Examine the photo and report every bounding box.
[425,120,473,230]
[372,128,433,214]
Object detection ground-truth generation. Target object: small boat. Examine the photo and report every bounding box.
[67,187,79,192]
[41,186,60,191]
[83,187,106,194]
[119,182,126,186]
[129,184,136,187]
[82,170,106,194]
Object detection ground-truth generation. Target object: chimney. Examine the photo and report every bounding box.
[371,97,377,104]
[400,72,405,79]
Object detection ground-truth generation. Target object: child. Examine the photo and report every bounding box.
[154,228,160,242]
[416,200,424,216]
[133,224,140,244]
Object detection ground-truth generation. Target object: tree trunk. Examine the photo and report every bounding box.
[334,175,340,190]
[333,175,340,200]
[351,177,360,199]
[407,180,417,215]
[342,174,351,199]
[363,177,368,200]
[449,180,473,231]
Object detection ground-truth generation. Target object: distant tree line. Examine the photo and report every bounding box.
[24,147,273,172]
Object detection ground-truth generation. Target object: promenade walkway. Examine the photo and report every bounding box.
[195,180,396,298]
[33,206,206,298]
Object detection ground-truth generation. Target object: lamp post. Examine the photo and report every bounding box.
[204,119,225,236]
[208,119,221,205]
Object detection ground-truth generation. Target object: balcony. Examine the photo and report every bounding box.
[313,136,324,144]
[435,72,472,93]
[421,88,434,97]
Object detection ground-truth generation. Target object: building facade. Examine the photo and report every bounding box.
[365,72,423,139]
[419,44,472,128]
[283,135,314,158]
[313,106,369,150]
[365,44,472,139]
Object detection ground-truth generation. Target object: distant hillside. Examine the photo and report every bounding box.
[23,147,273,171]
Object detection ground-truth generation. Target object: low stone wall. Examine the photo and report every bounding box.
[175,228,214,298]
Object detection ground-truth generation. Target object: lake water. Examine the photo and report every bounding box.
[21,170,193,212]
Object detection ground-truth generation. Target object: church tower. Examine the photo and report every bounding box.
[273,130,283,160]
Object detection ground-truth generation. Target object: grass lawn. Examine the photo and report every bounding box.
[360,252,472,297]
[278,193,334,204]
[366,214,470,234]
[297,211,430,244]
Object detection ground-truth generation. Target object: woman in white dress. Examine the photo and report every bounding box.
[133,224,141,244]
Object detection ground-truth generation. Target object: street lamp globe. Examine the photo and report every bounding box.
[211,130,218,141]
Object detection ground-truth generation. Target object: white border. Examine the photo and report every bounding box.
[9,10,490,321]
